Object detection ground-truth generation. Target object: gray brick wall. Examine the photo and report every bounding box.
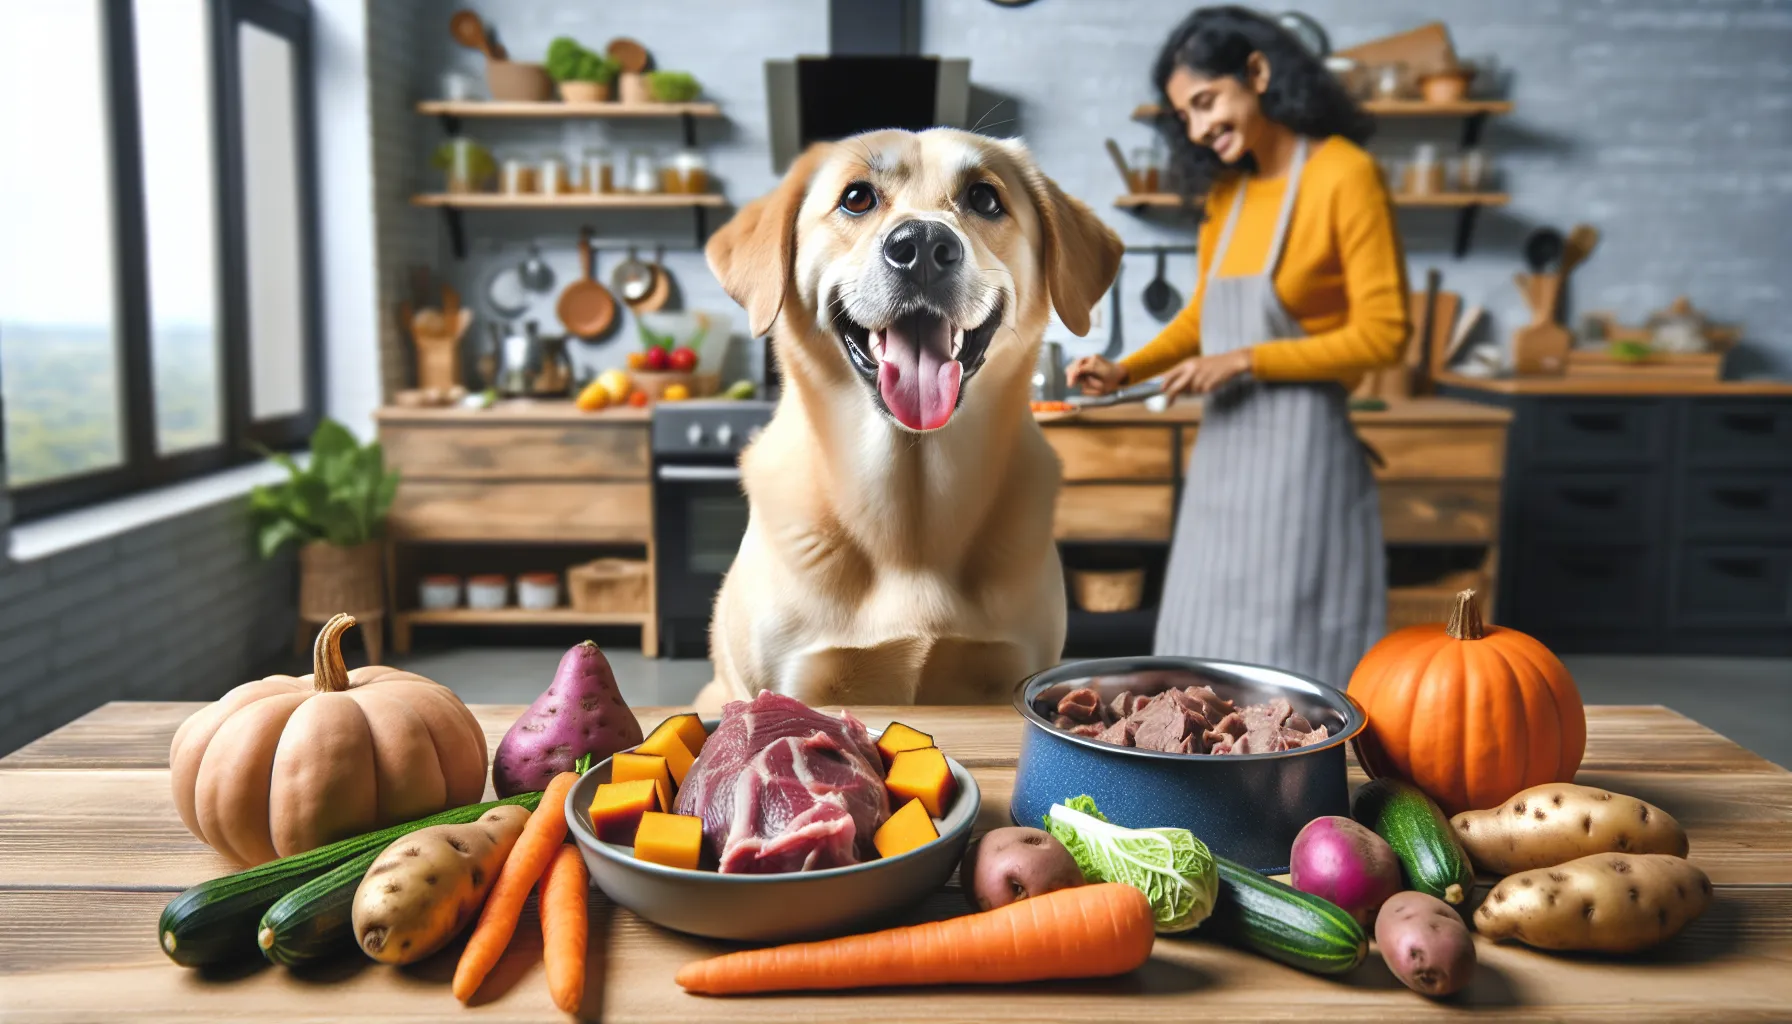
[378,0,1792,381]
[0,499,296,757]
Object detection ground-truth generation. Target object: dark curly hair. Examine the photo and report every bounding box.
[1152,6,1373,209]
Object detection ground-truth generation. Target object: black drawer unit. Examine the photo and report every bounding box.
[1519,470,1661,543]
[1681,473,1792,540]
[1675,545,1792,627]
[1684,401,1792,466]
[1449,387,1792,655]
[1525,400,1669,467]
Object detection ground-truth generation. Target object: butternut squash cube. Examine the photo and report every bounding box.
[648,713,709,762]
[633,811,704,870]
[874,797,939,859]
[875,721,935,768]
[589,779,661,844]
[611,752,675,815]
[885,746,956,817]
[636,725,697,787]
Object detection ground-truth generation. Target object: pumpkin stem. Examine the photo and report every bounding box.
[1445,589,1486,641]
[313,613,357,692]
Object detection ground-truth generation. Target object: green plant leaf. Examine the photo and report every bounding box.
[250,418,394,550]
[256,518,310,560]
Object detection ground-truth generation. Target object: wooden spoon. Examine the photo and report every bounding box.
[448,10,502,61]
[1560,224,1600,277]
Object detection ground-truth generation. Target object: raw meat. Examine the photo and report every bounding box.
[1047,678,1330,757]
[673,691,891,873]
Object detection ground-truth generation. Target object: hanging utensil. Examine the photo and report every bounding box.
[557,228,617,339]
[517,242,555,293]
[484,262,530,320]
[1522,227,1565,273]
[1559,223,1600,277]
[611,245,655,304]
[1143,248,1178,321]
[628,244,674,313]
[1101,260,1124,360]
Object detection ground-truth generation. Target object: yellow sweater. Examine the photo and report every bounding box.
[1120,136,1409,388]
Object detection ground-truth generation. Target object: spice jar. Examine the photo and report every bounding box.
[627,150,660,194]
[1401,143,1444,196]
[664,148,710,194]
[583,147,614,193]
[538,155,571,195]
[1127,146,1162,194]
[501,156,536,196]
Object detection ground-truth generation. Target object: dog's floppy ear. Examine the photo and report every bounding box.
[1017,158,1124,337]
[706,143,833,337]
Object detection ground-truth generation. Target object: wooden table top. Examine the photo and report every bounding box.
[1436,370,1792,397]
[3,702,1788,1022]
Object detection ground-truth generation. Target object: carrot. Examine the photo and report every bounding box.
[675,881,1155,996]
[452,770,579,1003]
[539,844,589,1013]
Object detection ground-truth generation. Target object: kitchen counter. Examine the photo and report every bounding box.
[1436,370,1792,397]
[3,700,1790,1021]
[1046,395,1514,426]
[374,400,652,424]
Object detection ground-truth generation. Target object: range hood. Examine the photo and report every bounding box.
[765,0,970,171]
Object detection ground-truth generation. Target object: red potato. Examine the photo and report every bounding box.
[1376,891,1476,997]
[1290,816,1402,925]
[960,827,1084,911]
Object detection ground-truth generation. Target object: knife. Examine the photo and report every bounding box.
[1068,379,1165,409]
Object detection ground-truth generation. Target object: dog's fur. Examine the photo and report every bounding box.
[695,129,1122,711]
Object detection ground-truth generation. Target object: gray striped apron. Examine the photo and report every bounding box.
[1153,138,1386,688]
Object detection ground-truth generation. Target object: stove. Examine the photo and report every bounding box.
[650,399,776,659]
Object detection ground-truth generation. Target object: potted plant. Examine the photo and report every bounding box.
[250,420,401,659]
[546,37,618,103]
[644,70,702,103]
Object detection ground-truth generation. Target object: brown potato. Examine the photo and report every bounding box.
[1451,783,1688,875]
[1473,852,1712,953]
[960,826,1084,911]
[352,804,530,964]
[1376,891,1476,997]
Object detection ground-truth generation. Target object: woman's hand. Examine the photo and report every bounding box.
[1159,349,1252,396]
[1065,355,1129,395]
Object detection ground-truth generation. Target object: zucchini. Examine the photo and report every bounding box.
[1351,778,1475,905]
[159,793,542,968]
[1204,856,1367,974]
[256,791,543,966]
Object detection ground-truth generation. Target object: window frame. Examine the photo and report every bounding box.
[5,0,322,522]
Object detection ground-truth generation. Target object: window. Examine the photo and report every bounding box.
[0,0,319,520]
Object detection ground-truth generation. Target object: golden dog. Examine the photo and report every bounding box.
[695,129,1122,710]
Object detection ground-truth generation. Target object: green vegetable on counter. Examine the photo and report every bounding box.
[1043,795,1217,933]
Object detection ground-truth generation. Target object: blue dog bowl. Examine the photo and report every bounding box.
[1010,656,1366,874]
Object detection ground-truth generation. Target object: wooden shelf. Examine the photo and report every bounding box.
[412,193,726,210]
[1113,192,1508,210]
[1132,99,1512,121]
[396,607,654,627]
[417,100,722,119]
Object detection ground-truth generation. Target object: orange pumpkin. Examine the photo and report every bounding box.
[1347,589,1585,816]
[169,614,488,865]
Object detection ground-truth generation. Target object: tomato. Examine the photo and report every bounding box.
[669,347,698,373]
[628,389,650,407]
[645,346,671,371]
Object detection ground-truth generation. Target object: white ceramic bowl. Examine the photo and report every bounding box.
[565,724,979,943]
[418,575,462,610]
[516,574,560,610]
[465,576,509,610]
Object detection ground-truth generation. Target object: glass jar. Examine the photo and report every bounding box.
[439,137,494,193]
[538,155,571,195]
[1402,143,1443,196]
[664,148,710,195]
[501,156,535,196]
[627,150,660,194]
[1127,146,1161,194]
[583,147,614,194]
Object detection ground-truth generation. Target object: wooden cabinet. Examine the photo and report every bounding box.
[375,405,657,655]
[1044,399,1511,649]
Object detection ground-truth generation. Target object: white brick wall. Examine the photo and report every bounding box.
[0,499,296,756]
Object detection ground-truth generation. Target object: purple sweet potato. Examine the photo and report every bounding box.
[492,640,643,796]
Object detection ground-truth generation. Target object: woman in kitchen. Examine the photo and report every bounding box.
[1068,6,1409,687]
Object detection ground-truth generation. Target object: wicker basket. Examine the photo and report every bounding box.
[1071,568,1146,613]
[632,370,720,399]
[567,558,651,614]
[298,540,384,621]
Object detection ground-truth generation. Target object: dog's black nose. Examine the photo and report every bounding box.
[882,220,962,285]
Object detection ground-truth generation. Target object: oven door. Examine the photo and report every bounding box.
[653,463,750,658]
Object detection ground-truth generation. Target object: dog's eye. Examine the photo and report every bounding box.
[966,182,1003,219]
[839,182,877,216]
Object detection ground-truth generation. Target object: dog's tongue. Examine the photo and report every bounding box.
[876,313,961,431]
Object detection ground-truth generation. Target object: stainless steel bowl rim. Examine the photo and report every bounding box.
[564,725,981,884]
[1012,655,1367,762]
